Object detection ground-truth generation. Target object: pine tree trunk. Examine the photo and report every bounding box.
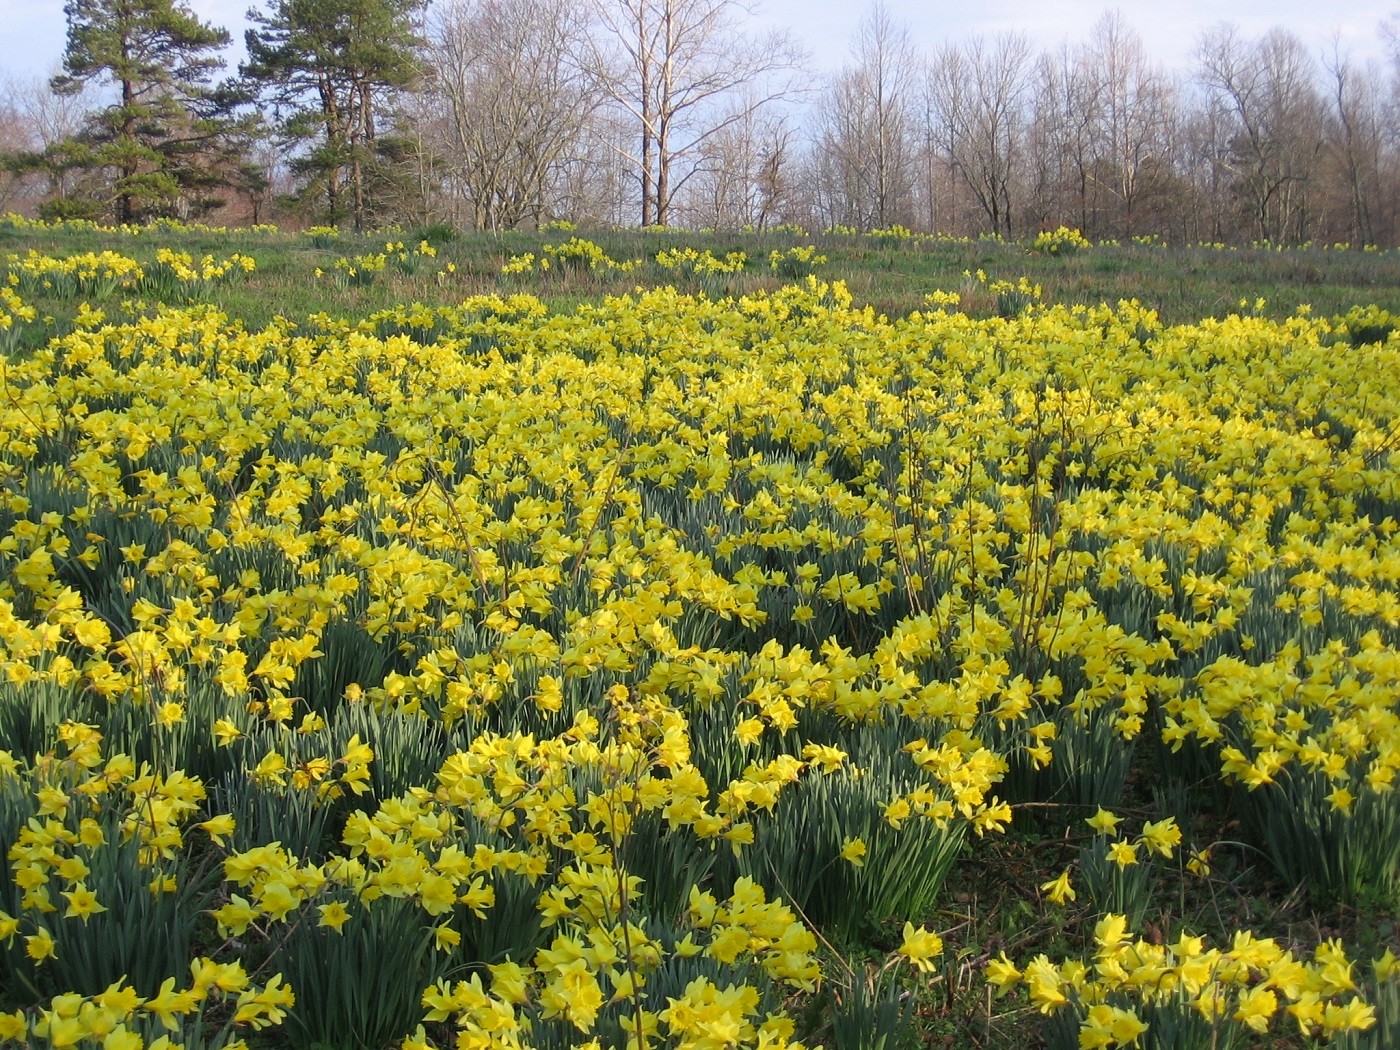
[118,74,136,224]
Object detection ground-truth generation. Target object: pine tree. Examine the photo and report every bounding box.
[243,0,425,229]
[51,0,245,222]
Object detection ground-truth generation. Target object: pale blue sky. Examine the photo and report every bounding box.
[756,0,1393,72]
[2,0,1393,84]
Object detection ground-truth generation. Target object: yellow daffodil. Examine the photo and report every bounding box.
[1086,808,1122,835]
[838,837,867,866]
[1040,870,1076,905]
[897,922,943,972]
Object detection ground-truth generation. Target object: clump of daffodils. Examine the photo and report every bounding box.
[1030,226,1092,255]
[656,247,748,277]
[768,246,826,280]
[990,915,1381,1047]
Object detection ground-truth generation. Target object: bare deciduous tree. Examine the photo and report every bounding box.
[0,90,27,213]
[1083,13,1174,237]
[0,70,103,215]
[1322,43,1387,244]
[929,33,1031,238]
[586,0,803,226]
[813,4,918,230]
[680,98,797,228]
[426,0,598,229]
[1023,43,1098,232]
[1197,25,1325,243]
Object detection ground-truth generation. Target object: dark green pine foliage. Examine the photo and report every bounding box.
[242,0,425,229]
[51,0,248,223]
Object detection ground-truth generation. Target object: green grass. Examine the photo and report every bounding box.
[3,224,1399,349]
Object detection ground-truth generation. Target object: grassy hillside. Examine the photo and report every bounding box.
[4,220,1400,340]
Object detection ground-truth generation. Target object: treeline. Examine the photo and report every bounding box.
[3,0,1399,246]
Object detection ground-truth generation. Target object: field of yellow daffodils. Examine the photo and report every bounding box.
[2,235,1400,1050]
